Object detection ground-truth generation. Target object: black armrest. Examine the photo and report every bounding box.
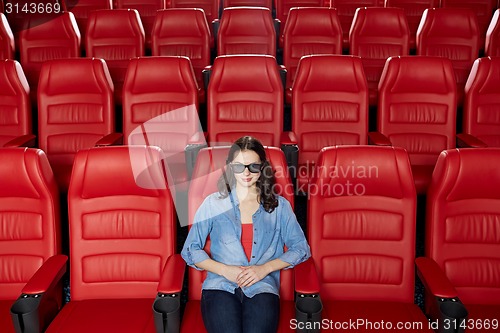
[279,65,287,91]
[212,19,219,48]
[294,259,322,333]
[185,132,208,179]
[280,132,298,183]
[202,66,212,94]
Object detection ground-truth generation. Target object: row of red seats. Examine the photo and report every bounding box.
[1,144,499,332]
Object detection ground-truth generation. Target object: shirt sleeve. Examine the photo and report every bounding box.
[181,196,213,270]
[277,197,311,268]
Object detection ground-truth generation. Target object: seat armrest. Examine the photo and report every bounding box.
[368,131,392,146]
[415,257,458,299]
[281,131,297,146]
[95,133,123,146]
[3,134,37,148]
[154,254,186,333]
[456,133,487,148]
[202,66,212,92]
[212,19,219,47]
[279,65,287,91]
[11,255,68,333]
[185,132,208,179]
[273,19,280,45]
[281,132,298,181]
[294,258,322,333]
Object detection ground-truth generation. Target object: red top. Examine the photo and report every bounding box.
[241,223,254,261]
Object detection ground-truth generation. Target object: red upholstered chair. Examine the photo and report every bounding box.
[122,56,203,192]
[44,145,182,333]
[332,0,381,50]
[417,8,480,106]
[290,55,368,192]
[85,9,145,105]
[114,0,166,50]
[416,148,500,332]
[307,145,433,332]
[0,12,14,59]
[169,0,220,33]
[181,146,318,333]
[371,56,457,195]
[18,12,81,104]
[384,0,438,51]
[0,59,34,148]
[217,6,276,56]
[0,148,65,333]
[486,9,500,56]
[349,7,410,106]
[275,0,323,43]
[459,56,500,148]
[64,0,112,48]
[151,8,211,103]
[282,7,343,104]
[37,58,118,193]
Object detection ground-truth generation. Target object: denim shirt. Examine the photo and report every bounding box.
[181,191,311,298]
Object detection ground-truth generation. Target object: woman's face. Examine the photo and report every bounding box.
[230,149,262,190]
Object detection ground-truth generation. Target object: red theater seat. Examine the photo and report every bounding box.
[122,56,202,192]
[44,146,179,333]
[282,7,342,104]
[275,0,323,43]
[290,55,368,192]
[0,13,14,59]
[372,56,457,195]
[308,145,433,332]
[37,58,117,192]
[417,8,480,106]
[0,148,64,333]
[151,8,211,102]
[416,148,500,333]
[65,0,113,47]
[459,56,500,147]
[0,59,33,147]
[349,7,410,106]
[86,9,145,105]
[18,12,80,104]
[486,9,500,56]
[384,0,438,50]
[218,6,276,56]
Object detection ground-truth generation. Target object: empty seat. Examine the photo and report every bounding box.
[86,9,145,104]
[275,0,323,42]
[44,146,179,333]
[282,7,343,104]
[332,0,381,50]
[349,7,410,106]
[169,0,220,33]
[18,12,81,104]
[114,0,166,50]
[218,6,276,56]
[416,148,500,333]
[460,56,500,147]
[291,55,369,191]
[64,0,113,47]
[384,0,438,50]
[373,56,457,194]
[151,8,210,102]
[307,145,433,332]
[417,8,480,106]
[0,148,64,333]
[37,58,116,192]
[0,13,14,59]
[122,56,202,192]
[486,8,500,56]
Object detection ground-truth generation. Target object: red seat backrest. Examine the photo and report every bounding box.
[169,0,220,26]
[486,9,500,57]
[151,8,211,89]
[37,58,114,192]
[426,148,500,305]
[275,0,323,37]
[68,146,175,300]
[349,7,409,106]
[283,7,342,93]
[218,7,276,56]
[0,13,14,60]
[223,0,272,10]
[188,146,294,301]
[378,56,457,166]
[0,148,60,300]
[208,55,283,147]
[65,0,113,43]
[292,54,368,166]
[0,59,31,147]
[463,56,500,147]
[308,145,416,302]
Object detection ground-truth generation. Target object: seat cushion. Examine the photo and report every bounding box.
[463,304,500,333]
[324,300,434,332]
[45,299,156,333]
[411,164,435,195]
[0,300,15,333]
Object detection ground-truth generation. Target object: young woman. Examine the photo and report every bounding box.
[181,136,311,333]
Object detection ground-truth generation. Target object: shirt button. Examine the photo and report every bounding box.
[253,242,256,244]
[252,256,255,258]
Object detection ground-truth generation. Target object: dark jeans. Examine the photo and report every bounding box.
[201,288,280,333]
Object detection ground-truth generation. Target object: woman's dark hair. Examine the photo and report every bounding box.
[217,136,278,213]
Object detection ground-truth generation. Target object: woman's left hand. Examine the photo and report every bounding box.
[236,264,270,288]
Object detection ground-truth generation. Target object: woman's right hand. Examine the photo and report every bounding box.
[221,265,244,284]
